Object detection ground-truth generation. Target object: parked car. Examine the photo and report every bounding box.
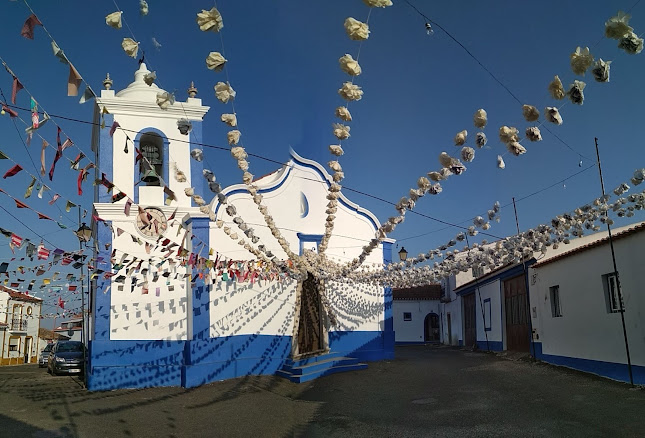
[47,341,85,375]
[38,343,53,368]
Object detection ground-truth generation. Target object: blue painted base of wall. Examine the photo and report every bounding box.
[533,342,645,385]
[395,341,441,345]
[476,340,504,351]
[87,330,395,391]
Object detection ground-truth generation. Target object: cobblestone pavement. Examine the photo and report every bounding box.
[0,346,643,437]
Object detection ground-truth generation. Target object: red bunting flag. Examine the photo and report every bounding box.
[21,14,43,40]
[37,212,52,221]
[37,244,50,260]
[11,77,23,104]
[3,164,23,179]
[48,127,63,181]
[10,234,22,253]
[57,296,65,309]
[48,194,60,205]
[1,104,18,118]
[109,121,120,137]
[14,199,28,209]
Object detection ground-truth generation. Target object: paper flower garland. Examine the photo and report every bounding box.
[548,75,565,100]
[605,11,633,39]
[592,59,611,82]
[214,82,236,103]
[525,127,542,142]
[338,82,363,101]
[335,106,352,122]
[499,126,519,144]
[121,38,139,58]
[454,130,467,146]
[363,0,393,7]
[197,7,224,32]
[522,105,539,122]
[473,109,487,128]
[156,91,175,110]
[333,123,351,140]
[618,31,644,54]
[475,132,487,148]
[339,54,362,76]
[329,145,344,156]
[545,107,563,125]
[221,114,237,127]
[570,47,594,75]
[206,52,227,72]
[344,18,370,41]
[106,11,122,29]
[567,80,585,105]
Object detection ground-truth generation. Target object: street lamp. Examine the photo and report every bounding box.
[75,223,92,243]
[398,247,408,261]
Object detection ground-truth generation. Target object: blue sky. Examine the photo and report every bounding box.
[1,0,644,321]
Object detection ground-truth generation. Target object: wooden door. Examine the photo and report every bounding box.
[504,274,530,352]
[424,313,440,342]
[463,294,477,348]
[297,273,324,355]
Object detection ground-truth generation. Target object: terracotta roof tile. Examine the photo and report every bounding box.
[392,284,442,300]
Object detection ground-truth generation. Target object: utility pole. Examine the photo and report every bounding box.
[594,137,633,387]
[78,207,87,387]
[512,198,536,359]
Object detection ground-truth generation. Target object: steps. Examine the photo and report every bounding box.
[276,352,367,383]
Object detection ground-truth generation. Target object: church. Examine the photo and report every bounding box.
[87,64,395,390]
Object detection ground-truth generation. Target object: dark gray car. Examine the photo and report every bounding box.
[47,341,85,375]
[38,343,53,367]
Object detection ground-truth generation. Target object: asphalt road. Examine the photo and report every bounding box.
[0,346,643,437]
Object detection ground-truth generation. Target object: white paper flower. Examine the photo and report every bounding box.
[427,171,442,182]
[214,82,236,103]
[497,155,505,169]
[618,31,644,54]
[499,126,519,144]
[567,80,586,105]
[335,106,352,122]
[429,184,442,195]
[454,130,467,146]
[328,161,343,172]
[121,38,139,58]
[226,205,237,216]
[439,152,453,168]
[506,141,526,156]
[344,17,370,41]
[338,82,363,101]
[175,165,187,182]
[417,177,431,191]
[525,127,542,142]
[545,107,563,125]
[192,195,206,206]
[206,52,227,72]
[333,123,351,140]
[227,130,241,145]
[522,105,540,122]
[475,132,487,148]
[221,113,237,127]
[190,149,203,161]
[184,187,195,197]
[363,0,392,7]
[605,11,632,39]
[156,91,174,110]
[333,171,345,182]
[177,118,192,135]
[237,159,249,171]
[106,11,122,29]
[242,172,253,185]
[339,54,362,76]
[197,7,223,32]
[139,0,149,16]
[473,109,487,129]
[461,146,475,162]
[329,145,344,156]
[231,146,247,160]
[548,75,565,100]
[143,71,156,86]
[570,47,594,75]
[592,59,611,83]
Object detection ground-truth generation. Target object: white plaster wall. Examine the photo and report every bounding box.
[439,277,462,346]
[209,157,385,338]
[472,280,503,345]
[530,231,645,367]
[393,300,440,343]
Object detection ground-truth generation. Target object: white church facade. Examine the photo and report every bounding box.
[87,65,394,390]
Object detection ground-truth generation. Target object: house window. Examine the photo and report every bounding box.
[403,312,412,321]
[550,285,562,317]
[483,298,491,331]
[604,273,624,313]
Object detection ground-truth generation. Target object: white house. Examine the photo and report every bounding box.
[87,65,395,390]
[53,316,83,342]
[529,221,645,385]
[0,285,42,365]
[392,285,441,344]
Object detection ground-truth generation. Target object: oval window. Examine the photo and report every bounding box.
[26,306,32,315]
[300,192,309,218]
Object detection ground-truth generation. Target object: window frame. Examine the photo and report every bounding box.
[549,285,562,318]
[403,312,412,322]
[604,273,624,313]
[483,298,492,331]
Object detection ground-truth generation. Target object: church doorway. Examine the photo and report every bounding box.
[295,273,325,357]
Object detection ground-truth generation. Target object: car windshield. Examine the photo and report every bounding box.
[43,344,53,352]
[57,342,83,352]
